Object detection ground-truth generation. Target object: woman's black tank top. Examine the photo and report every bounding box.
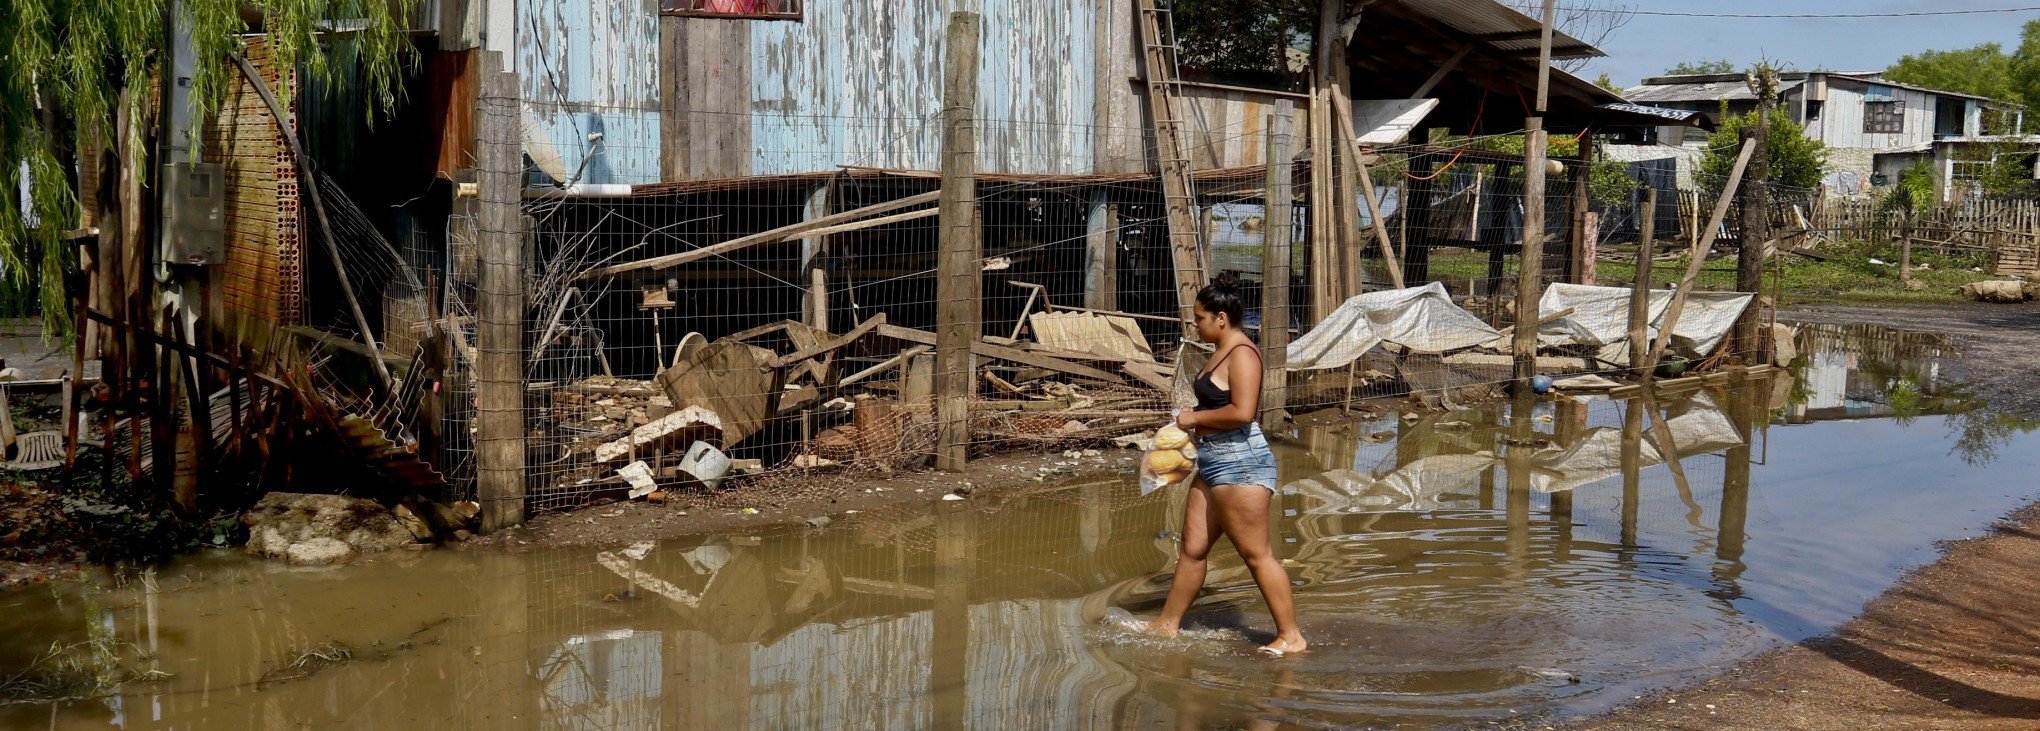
[1192,345,1255,411]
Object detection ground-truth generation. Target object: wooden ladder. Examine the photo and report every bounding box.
[1136,0,1207,330]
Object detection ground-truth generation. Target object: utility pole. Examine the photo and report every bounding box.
[1513,0,1558,387]
[1737,63,1779,364]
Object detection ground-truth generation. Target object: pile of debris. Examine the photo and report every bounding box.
[537,304,1181,499]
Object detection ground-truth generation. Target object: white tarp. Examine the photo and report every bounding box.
[1282,453,1498,514]
[1532,283,1754,359]
[1528,391,1745,493]
[1285,282,1501,370]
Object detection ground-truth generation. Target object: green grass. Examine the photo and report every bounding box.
[1421,239,2002,306]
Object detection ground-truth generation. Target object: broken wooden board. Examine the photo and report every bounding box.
[874,324,1121,383]
[1028,311,1154,362]
[655,340,780,446]
[594,405,723,463]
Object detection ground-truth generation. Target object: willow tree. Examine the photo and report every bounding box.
[0,0,419,336]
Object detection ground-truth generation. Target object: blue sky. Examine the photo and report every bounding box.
[1580,1,2040,87]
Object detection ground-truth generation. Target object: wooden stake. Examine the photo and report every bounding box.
[475,58,527,532]
[935,12,981,472]
[1260,101,1295,417]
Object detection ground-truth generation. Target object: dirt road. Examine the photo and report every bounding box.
[1572,302,2040,730]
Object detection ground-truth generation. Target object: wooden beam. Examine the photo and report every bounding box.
[1336,102,1405,289]
[578,190,940,279]
[841,345,930,386]
[1409,44,1471,100]
[1647,139,1757,372]
[935,11,981,472]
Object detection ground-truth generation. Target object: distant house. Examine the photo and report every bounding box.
[1620,71,2034,201]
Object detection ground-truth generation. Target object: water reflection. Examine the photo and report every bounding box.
[5,323,2039,729]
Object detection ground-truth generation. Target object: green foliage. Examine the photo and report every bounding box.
[1169,0,1315,83]
[1593,73,1622,93]
[1588,157,1639,209]
[1698,108,1827,191]
[2013,19,2040,110]
[1885,43,2017,103]
[1881,159,1936,217]
[0,0,420,338]
[1665,59,1735,75]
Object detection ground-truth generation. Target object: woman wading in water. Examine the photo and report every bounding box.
[1139,273,1307,657]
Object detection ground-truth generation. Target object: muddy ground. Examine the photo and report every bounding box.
[1564,301,2040,730]
[465,446,1150,550]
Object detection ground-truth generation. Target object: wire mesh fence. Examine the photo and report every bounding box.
[322,99,1786,513]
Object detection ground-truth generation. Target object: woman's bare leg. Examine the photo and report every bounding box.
[1149,481,1219,636]
[1211,483,1307,653]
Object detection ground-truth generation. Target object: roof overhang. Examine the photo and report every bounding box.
[1595,103,1715,131]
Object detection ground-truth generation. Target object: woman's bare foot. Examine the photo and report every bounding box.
[1141,619,1182,638]
[1257,634,1307,657]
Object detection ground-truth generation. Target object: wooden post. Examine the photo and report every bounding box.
[934,12,981,472]
[1737,67,1776,363]
[1628,187,1657,375]
[1647,140,1758,373]
[1513,0,1557,387]
[1308,76,1338,323]
[1568,146,1590,284]
[802,181,832,332]
[1260,102,1295,418]
[1899,211,1914,286]
[475,58,526,532]
[1084,190,1118,310]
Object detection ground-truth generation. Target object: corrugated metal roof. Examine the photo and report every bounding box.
[1623,78,1803,104]
[1397,0,1603,59]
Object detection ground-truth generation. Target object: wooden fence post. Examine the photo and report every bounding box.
[1260,101,1295,419]
[475,57,526,532]
[1085,190,1118,309]
[1513,0,1557,387]
[1647,140,1757,373]
[1628,187,1657,375]
[934,11,981,472]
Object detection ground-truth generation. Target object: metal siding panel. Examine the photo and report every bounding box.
[520,0,662,184]
[748,0,1092,175]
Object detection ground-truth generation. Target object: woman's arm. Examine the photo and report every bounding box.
[1178,347,1262,431]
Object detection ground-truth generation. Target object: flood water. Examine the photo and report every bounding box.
[5,322,2038,729]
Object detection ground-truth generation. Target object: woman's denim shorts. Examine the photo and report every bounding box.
[1196,422,1278,491]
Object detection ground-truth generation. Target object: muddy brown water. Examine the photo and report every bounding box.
[5,323,2038,729]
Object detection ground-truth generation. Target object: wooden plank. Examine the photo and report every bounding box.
[795,206,938,239]
[935,12,981,471]
[878,324,1121,383]
[841,345,930,387]
[579,190,941,279]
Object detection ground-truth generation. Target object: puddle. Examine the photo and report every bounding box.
[4,322,2038,728]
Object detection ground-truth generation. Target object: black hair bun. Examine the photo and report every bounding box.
[1211,270,1242,293]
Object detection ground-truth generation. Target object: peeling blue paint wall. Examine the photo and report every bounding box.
[520,0,1097,182]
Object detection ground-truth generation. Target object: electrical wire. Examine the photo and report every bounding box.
[1564,5,2040,19]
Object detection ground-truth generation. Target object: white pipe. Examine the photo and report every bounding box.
[522,183,634,199]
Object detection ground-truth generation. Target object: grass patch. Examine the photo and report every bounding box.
[1422,239,2002,306]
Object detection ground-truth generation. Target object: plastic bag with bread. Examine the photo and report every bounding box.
[1138,424,1198,495]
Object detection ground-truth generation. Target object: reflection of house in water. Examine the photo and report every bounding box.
[1789,323,1956,422]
